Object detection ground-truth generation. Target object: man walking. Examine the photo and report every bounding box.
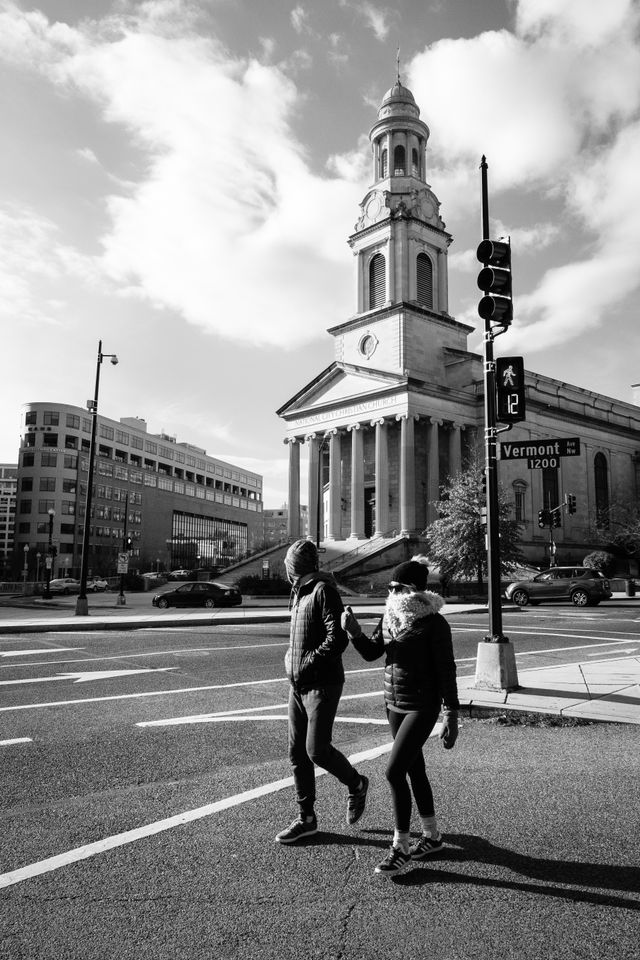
[275,539,369,844]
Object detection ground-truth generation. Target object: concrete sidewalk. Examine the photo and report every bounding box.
[0,595,638,726]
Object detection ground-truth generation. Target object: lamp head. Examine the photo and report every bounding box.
[110,355,119,366]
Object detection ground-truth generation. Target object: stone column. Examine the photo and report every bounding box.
[449,422,462,478]
[285,437,301,540]
[306,434,320,545]
[327,429,342,540]
[397,414,416,535]
[426,418,442,524]
[372,419,389,536]
[349,424,365,539]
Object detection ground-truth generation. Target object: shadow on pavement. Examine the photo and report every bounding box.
[391,832,640,908]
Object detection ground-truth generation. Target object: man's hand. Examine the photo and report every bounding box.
[439,712,458,749]
[341,605,362,638]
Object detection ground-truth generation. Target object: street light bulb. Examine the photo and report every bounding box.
[110,356,119,366]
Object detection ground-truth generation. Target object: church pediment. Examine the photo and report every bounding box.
[276,362,407,420]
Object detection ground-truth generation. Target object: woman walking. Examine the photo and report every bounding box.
[341,557,459,876]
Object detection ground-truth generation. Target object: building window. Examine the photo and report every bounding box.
[61,501,75,515]
[39,477,56,492]
[18,522,31,533]
[411,147,419,177]
[369,253,386,309]
[25,410,37,425]
[594,452,609,528]
[43,433,58,447]
[38,499,55,513]
[65,435,78,449]
[21,478,33,491]
[62,479,76,493]
[41,453,57,467]
[393,145,405,176]
[43,411,59,426]
[416,253,433,308]
[22,452,35,468]
[19,500,32,514]
[542,466,559,513]
[66,414,80,429]
[24,433,36,448]
[63,454,78,470]
[100,425,114,440]
[513,481,527,523]
[381,148,388,178]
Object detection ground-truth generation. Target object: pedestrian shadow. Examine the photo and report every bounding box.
[392,832,640,908]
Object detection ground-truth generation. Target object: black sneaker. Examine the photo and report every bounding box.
[410,833,444,860]
[346,775,369,825]
[374,845,411,877]
[275,816,318,844]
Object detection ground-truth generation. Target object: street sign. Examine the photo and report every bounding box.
[527,456,559,469]
[117,552,129,574]
[499,437,580,461]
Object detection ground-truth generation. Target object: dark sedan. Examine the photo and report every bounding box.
[152,580,242,609]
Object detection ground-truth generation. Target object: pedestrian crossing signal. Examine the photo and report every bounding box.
[495,356,526,424]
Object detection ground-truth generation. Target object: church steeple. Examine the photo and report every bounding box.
[328,78,471,383]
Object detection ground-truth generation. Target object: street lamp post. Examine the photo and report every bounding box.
[22,544,29,586]
[36,552,41,583]
[43,508,56,598]
[76,340,118,616]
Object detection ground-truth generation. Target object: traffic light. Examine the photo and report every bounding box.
[476,238,513,328]
[125,535,133,551]
[495,356,526,424]
[553,512,561,528]
[566,494,577,514]
[538,509,550,528]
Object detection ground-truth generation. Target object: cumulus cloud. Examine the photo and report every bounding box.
[339,1,392,41]
[409,0,640,353]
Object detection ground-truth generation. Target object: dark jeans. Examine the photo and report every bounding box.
[385,707,440,832]
[288,683,360,817]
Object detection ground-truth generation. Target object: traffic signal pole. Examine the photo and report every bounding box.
[480,157,507,643]
[474,157,519,691]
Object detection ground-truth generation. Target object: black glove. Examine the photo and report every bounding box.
[440,711,458,749]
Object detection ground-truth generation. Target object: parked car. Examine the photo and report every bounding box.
[167,569,193,580]
[505,566,612,607]
[48,577,81,595]
[87,577,109,592]
[152,581,242,609]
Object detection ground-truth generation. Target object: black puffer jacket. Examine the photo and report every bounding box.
[350,591,459,712]
[285,573,348,689]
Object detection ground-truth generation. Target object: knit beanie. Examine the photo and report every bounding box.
[284,539,319,580]
[391,559,429,591]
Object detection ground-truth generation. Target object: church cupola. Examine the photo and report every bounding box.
[369,79,429,183]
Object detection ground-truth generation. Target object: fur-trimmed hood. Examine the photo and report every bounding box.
[384,589,445,637]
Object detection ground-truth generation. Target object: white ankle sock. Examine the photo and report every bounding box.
[393,830,410,853]
[420,815,439,838]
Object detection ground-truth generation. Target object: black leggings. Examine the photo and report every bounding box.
[385,707,440,832]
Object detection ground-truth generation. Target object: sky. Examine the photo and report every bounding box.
[2,0,640,507]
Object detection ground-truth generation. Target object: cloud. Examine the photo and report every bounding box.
[339,1,392,42]
[408,0,640,353]
[0,0,361,349]
[290,6,311,36]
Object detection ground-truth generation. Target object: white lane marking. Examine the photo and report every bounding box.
[0,668,177,687]
[0,738,32,746]
[0,734,449,891]
[0,649,81,659]
[142,715,389,726]
[0,642,288,670]
[587,648,638,656]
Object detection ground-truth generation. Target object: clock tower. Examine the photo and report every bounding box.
[328,77,472,384]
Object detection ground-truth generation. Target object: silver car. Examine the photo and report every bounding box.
[505,566,612,607]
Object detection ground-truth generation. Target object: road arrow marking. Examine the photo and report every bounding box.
[0,668,177,686]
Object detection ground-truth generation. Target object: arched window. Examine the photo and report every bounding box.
[393,145,405,176]
[594,452,609,527]
[513,480,527,523]
[381,149,388,178]
[416,253,433,308]
[411,147,419,177]
[369,254,386,309]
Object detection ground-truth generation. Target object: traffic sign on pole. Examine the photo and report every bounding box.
[499,438,580,461]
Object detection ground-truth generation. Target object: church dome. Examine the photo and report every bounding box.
[378,80,420,119]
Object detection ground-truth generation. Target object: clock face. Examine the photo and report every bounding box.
[366,195,382,220]
[421,198,435,219]
[359,333,378,359]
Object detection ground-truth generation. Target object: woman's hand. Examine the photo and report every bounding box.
[440,711,458,749]
[341,605,362,638]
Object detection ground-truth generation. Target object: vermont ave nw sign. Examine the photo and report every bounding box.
[498,437,581,460]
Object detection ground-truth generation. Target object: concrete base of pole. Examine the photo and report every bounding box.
[75,597,89,617]
[474,640,519,692]
[116,594,126,606]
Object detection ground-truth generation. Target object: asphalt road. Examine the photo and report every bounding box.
[1,608,639,959]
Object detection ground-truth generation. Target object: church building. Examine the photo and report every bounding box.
[277,78,640,569]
